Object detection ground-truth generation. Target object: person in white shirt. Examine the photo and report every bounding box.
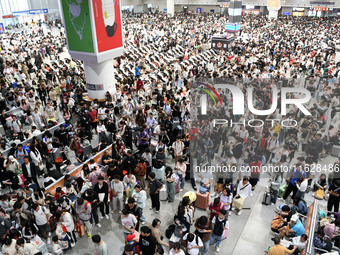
[172,137,185,163]
[32,203,51,243]
[169,242,186,255]
[121,209,137,239]
[56,210,76,245]
[111,175,124,214]
[296,175,308,199]
[183,233,203,255]
[232,177,252,216]
[16,237,40,255]
[97,121,108,142]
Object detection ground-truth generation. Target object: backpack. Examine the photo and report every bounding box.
[84,201,92,213]
[165,224,175,239]
[213,215,227,236]
[271,216,283,230]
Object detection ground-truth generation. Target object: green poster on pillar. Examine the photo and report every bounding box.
[61,0,95,53]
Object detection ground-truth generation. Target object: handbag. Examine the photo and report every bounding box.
[315,188,325,200]
[76,220,84,237]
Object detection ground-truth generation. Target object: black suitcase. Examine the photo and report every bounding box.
[262,192,273,205]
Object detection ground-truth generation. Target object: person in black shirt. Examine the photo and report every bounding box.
[327,181,340,215]
[0,110,7,130]
[139,226,156,255]
[147,172,164,213]
[124,197,143,231]
[55,125,69,146]
[107,162,124,182]
[122,150,137,172]
[94,176,110,219]
[101,150,113,166]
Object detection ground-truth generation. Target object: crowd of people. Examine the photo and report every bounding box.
[0,11,338,255]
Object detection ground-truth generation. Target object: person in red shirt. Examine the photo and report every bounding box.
[136,78,144,91]
[249,156,262,190]
[88,106,98,132]
[208,197,224,220]
[54,187,65,199]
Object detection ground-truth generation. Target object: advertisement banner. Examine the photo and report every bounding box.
[92,0,123,53]
[61,0,95,53]
[268,0,280,8]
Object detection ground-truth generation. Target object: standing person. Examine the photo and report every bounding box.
[111,175,124,214]
[147,172,164,213]
[169,242,186,255]
[282,164,306,201]
[270,172,282,205]
[194,216,212,255]
[134,158,147,189]
[209,197,224,220]
[132,184,147,224]
[139,226,156,255]
[150,219,170,248]
[121,208,137,239]
[92,234,108,255]
[75,198,92,239]
[124,198,143,231]
[219,188,233,216]
[22,156,39,187]
[94,176,110,220]
[183,232,203,255]
[164,166,176,202]
[327,180,340,215]
[176,158,186,192]
[210,209,228,253]
[172,137,185,163]
[232,177,252,215]
[32,203,51,244]
[88,106,98,133]
[56,210,76,246]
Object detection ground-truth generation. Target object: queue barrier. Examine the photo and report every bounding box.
[302,199,319,255]
[2,122,65,157]
[46,145,112,194]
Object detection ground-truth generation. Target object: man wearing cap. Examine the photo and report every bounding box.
[4,155,20,174]
[267,237,297,255]
[278,214,305,240]
[75,149,88,165]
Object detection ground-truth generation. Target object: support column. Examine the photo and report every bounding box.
[84,60,116,100]
[167,0,174,17]
[268,10,278,19]
[267,0,280,19]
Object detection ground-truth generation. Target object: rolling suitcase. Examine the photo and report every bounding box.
[331,146,340,157]
[175,175,180,193]
[262,192,272,205]
[196,190,209,210]
[278,184,287,198]
[159,186,167,201]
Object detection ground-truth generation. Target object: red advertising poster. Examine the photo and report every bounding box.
[93,0,123,53]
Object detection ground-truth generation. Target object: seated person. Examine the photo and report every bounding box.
[313,229,332,252]
[278,214,305,239]
[267,237,297,255]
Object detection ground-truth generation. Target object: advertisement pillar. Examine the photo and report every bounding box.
[336,43,340,65]
[267,0,280,19]
[167,0,175,16]
[60,0,124,100]
[84,60,116,99]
